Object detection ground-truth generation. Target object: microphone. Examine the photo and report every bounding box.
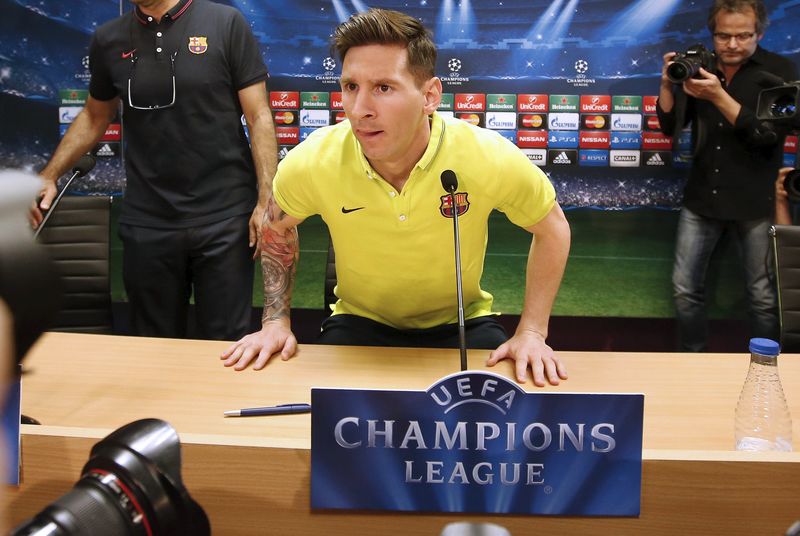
[34,153,97,239]
[440,169,467,371]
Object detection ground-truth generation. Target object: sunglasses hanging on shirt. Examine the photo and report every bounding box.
[127,51,177,110]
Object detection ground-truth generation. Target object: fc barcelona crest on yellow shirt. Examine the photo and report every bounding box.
[439,192,470,218]
[188,36,208,54]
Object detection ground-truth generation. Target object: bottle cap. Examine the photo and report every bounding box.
[749,337,780,356]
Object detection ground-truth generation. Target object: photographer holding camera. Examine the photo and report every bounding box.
[657,0,798,352]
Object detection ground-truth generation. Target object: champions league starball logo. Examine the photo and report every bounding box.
[322,57,336,72]
[448,58,462,73]
[568,58,595,88]
[74,55,91,82]
[315,57,339,84]
[444,57,469,85]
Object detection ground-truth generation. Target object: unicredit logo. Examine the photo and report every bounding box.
[518,94,547,112]
[331,91,343,109]
[455,93,486,111]
[270,91,299,109]
[580,95,611,113]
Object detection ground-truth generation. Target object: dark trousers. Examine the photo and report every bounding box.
[119,214,254,340]
[318,314,508,349]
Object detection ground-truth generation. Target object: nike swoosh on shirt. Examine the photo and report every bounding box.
[121,49,136,59]
[341,206,365,214]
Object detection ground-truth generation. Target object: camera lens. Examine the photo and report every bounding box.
[770,95,797,118]
[667,61,692,84]
[786,169,800,204]
[12,419,210,536]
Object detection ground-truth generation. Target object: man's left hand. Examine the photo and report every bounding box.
[486,330,568,387]
[249,203,267,258]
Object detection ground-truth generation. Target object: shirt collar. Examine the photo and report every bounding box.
[134,0,193,26]
[355,112,446,179]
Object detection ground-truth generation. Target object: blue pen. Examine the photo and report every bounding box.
[223,403,312,417]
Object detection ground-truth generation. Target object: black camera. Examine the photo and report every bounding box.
[783,169,800,204]
[667,44,717,83]
[757,81,800,128]
[12,418,210,536]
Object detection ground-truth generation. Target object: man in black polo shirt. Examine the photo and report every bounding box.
[657,0,798,351]
[31,0,277,340]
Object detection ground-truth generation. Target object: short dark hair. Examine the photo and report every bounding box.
[707,0,768,34]
[332,8,436,85]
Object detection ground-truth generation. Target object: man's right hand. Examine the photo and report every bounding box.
[220,320,298,371]
[776,167,794,200]
[29,179,57,229]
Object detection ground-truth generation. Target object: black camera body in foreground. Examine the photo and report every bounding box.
[667,44,716,83]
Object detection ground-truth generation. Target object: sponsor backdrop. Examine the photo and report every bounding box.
[0,0,797,209]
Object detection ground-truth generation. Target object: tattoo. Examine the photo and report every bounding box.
[261,197,299,323]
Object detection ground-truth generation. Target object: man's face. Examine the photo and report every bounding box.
[340,44,440,169]
[712,7,762,67]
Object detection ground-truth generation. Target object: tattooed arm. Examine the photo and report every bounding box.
[221,196,304,371]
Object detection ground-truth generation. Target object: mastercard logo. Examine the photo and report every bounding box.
[333,111,347,123]
[647,116,661,130]
[583,115,606,129]
[458,114,481,126]
[521,114,544,128]
[275,111,296,125]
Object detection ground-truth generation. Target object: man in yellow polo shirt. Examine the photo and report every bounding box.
[222,8,571,386]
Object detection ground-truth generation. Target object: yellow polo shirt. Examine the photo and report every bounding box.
[273,112,555,329]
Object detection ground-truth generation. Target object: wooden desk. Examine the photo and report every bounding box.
[4,332,800,534]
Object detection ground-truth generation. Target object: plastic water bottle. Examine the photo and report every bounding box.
[734,338,793,452]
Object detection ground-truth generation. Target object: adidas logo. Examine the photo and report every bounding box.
[95,144,114,157]
[278,147,290,160]
[553,152,572,164]
[646,153,666,166]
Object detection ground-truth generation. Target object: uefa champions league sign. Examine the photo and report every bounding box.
[311,371,643,515]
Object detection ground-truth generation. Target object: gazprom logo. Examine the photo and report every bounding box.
[548,113,579,131]
[611,114,642,131]
[485,112,517,130]
[300,109,330,127]
[59,106,82,124]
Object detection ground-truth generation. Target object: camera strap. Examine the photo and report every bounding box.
[671,87,688,153]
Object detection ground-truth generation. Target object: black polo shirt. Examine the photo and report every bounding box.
[657,46,798,221]
[89,0,269,228]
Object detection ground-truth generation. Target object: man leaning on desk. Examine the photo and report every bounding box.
[221,8,571,387]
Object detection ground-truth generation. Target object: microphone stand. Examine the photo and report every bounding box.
[449,190,468,371]
[34,157,95,240]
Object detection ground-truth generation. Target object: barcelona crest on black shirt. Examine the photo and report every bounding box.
[188,37,208,55]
